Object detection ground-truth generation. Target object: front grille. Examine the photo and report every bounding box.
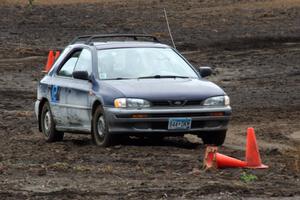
[151,100,202,107]
[151,101,170,106]
[185,101,202,106]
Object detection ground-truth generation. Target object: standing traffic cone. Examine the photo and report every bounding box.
[54,51,60,60]
[44,50,54,72]
[203,146,247,169]
[245,127,268,169]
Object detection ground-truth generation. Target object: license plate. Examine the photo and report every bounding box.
[168,118,192,130]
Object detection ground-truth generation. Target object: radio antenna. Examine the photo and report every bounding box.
[163,8,176,49]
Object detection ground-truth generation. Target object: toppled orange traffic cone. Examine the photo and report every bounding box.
[245,127,268,169]
[216,153,247,168]
[203,146,218,169]
[203,146,247,169]
[43,50,55,72]
[54,51,60,60]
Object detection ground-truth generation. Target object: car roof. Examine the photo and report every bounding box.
[92,41,170,50]
[69,41,170,50]
[69,34,171,50]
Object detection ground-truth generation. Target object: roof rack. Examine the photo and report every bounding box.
[70,35,94,44]
[70,34,160,45]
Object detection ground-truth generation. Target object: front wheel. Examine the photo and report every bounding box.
[201,130,227,146]
[40,102,64,142]
[91,106,114,147]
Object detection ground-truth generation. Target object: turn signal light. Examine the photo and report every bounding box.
[210,112,224,116]
[131,114,148,118]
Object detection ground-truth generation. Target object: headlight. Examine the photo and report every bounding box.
[203,96,230,106]
[114,98,151,108]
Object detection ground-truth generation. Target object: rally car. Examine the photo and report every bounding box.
[34,34,231,146]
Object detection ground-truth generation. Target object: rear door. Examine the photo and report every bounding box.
[64,48,93,131]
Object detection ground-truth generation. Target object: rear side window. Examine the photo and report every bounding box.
[73,49,92,76]
[57,50,82,77]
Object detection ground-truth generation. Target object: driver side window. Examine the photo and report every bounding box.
[73,49,92,76]
[58,50,82,77]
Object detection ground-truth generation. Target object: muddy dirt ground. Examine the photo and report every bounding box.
[0,0,300,199]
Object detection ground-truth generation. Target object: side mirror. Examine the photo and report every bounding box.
[73,71,89,81]
[199,66,213,77]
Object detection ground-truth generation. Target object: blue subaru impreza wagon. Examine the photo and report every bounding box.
[35,34,231,146]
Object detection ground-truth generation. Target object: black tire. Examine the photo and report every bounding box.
[201,130,227,146]
[41,102,64,142]
[91,106,114,147]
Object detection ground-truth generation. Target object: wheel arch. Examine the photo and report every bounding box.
[38,98,49,132]
[91,100,103,132]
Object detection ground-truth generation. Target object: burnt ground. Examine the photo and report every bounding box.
[0,0,300,199]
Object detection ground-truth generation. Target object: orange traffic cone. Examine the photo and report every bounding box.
[215,153,247,168]
[54,51,60,60]
[203,146,218,169]
[44,50,54,72]
[245,127,268,169]
[203,146,247,169]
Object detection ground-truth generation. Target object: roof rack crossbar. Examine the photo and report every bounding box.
[70,34,159,45]
[69,35,94,45]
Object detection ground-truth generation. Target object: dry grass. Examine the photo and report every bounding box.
[1,0,299,8]
[2,0,299,18]
[48,162,70,171]
[176,0,300,15]
[228,0,300,9]
[0,0,141,5]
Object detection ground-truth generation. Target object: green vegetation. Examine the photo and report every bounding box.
[28,0,34,6]
[240,172,258,183]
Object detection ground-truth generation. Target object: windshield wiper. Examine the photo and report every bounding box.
[103,77,132,80]
[137,75,191,79]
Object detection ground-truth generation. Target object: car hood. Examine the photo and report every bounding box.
[100,78,225,101]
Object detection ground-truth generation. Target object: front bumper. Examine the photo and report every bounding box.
[104,106,231,135]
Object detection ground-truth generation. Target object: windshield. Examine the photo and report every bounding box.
[97,48,198,80]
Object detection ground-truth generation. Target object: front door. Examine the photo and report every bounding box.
[51,50,82,127]
[65,48,93,132]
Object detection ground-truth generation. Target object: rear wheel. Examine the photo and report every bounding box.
[92,106,114,147]
[41,102,64,142]
[201,130,226,146]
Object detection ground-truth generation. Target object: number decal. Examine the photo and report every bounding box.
[51,85,60,103]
